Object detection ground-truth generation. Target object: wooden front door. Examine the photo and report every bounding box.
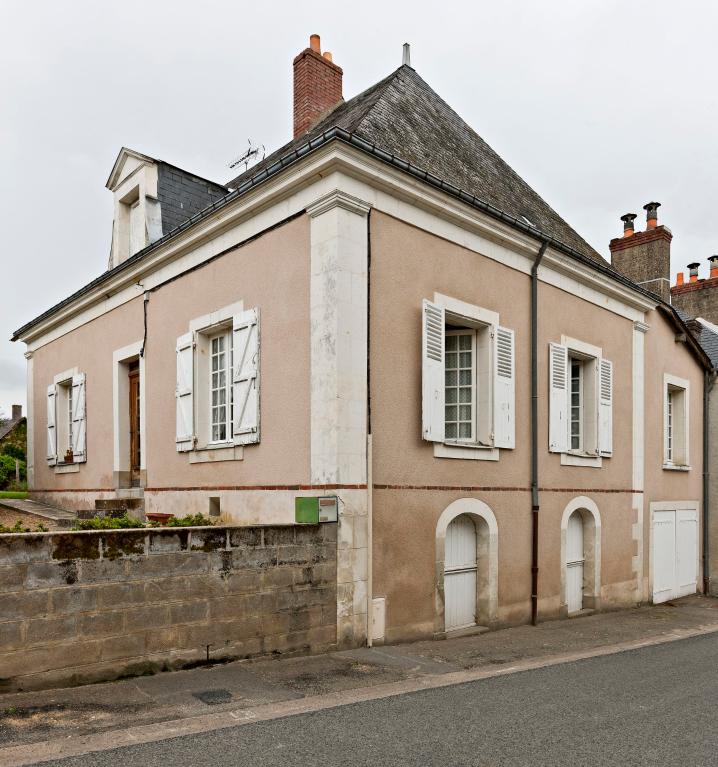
[128,362,141,487]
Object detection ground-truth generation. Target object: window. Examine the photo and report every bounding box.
[176,305,260,454]
[209,330,233,443]
[549,339,612,461]
[422,295,515,459]
[46,372,86,466]
[664,375,689,468]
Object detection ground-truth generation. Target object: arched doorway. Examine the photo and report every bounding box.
[561,496,601,614]
[444,515,478,630]
[436,499,499,634]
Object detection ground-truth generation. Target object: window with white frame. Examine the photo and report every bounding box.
[549,339,612,459]
[664,375,689,468]
[176,306,260,453]
[46,373,86,466]
[422,295,515,456]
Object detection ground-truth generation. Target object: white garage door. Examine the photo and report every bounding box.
[445,515,477,631]
[652,508,698,604]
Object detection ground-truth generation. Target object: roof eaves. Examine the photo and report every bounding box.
[656,303,714,371]
[13,127,658,341]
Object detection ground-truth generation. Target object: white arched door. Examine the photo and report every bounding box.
[444,515,477,630]
[566,512,585,613]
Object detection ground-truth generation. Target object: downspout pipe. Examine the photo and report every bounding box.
[531,240,549,626]
[703,370,715,595]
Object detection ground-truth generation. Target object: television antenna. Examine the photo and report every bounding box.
[229,139,266,172]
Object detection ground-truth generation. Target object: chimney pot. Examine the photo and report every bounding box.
[688,261,700,282]
[676,272,684,286]
[643,201,661,229]
[322,51,333,62]
[709,255,718,279]
[11,405,21,421]
[402,42,411,66]
[621,212,637,237]
[310,34,321,52]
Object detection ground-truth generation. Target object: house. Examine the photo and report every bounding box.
[0,405,26,457]
[11,36,711,648]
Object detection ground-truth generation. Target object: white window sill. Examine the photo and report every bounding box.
[54,463,80,474]
[189,443,244,464]
[663,463,691,472]
[434,442,499,461]
[561,452,603,468]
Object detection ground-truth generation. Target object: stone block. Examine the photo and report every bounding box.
[189,530,226,552]
[141,552,209,577]
[51,587,97,615]
[97,582,145,609]
[0,535,52,564]
[78,558,128,584]
[229,548,277,570]
[264,527,295,546]
[276,545,313,567]
[0,641,101,677]
[221,570,261,596]
[149,531,189,553]
[261,566,296,591]
[24,561,79,589]
[101,531,147,560]
[208,593,262,621]
[229,527,262,548]
[294,525,323,545]
[0,620,24,651]
[26,615,76,645]
[100,633,145,662]
[144,577,190,603]
[52,534,101,561]
[77,611,124,638]
[169,600,207,626]
[145,627,179,653]
[322,523,338,543]
[0,564,27,591]
[0,590,49,620]
[215,615,262,642]
[125,604,171,633]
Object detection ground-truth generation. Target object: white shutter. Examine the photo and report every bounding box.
[175,332,195,451]
[422,299,445,442]
[493,326,515,449]
[71,373,87,462]
[46,384,57,465]
[549,343,569,453]
[232,308,260,445]
[598,358,613,457]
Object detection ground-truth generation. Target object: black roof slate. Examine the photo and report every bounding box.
[228,65,604,264]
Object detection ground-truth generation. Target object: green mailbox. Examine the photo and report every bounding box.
[295,496,338,524]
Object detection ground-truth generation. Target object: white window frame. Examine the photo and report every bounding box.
[208,328,233,445]
[433,293,500,462]
[52,366,79,469]
[559,336,603,469]
[663,373,690,470]
[186,301,245,463]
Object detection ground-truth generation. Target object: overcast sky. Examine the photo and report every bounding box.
[2,0,716,417]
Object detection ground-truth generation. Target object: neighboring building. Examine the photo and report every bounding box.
[12,36,711,648]
[0,405,26,457]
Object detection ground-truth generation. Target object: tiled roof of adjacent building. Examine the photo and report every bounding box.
[0,414,25,442]
[228,65,605,264]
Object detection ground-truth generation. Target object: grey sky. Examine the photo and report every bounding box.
[2,0,716,417]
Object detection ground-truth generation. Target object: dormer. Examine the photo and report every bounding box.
[106,148,162,268]
[106,148,228,270]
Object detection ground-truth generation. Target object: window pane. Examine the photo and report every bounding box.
[459,388,471,403]
[445,370,457,387]
[445,405,457,421]
[446,388,457,404]
[459,423,472,439]
[445,423,458,439]
[459,335,471,350]
[445,352,457,369]
[459,369,472,386]
[445,336,458,351]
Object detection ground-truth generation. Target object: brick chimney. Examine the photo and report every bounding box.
[11,405,21,421]
[293,35,343,138]
[671,256,718,325]
[609,202,672,302]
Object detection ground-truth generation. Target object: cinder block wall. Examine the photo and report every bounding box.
[0,524,337,692]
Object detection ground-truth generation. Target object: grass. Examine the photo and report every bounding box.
[0,491,28,500]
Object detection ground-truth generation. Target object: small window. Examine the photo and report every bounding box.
[569,358,583,452]
[664,378,688,467]
[209,330,233,443]
[444,329,476,442]
[56,380,74,458]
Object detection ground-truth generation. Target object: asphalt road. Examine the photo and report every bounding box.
[37,633,718,767]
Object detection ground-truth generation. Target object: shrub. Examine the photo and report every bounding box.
[73,515,140,530]
[155,513,213,528]
[1,444,25,462]
[0,455,25,490]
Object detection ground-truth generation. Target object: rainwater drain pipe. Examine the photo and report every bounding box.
[531,240,549,626]
[703,370,715,595]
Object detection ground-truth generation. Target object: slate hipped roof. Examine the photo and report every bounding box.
[228,65,604,264]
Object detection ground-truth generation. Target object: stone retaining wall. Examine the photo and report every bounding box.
[0,523,337,692]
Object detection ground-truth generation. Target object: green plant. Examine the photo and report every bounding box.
[0,454,25,490]
[1,443,25,462]
[153,513,214,528]
[0,520,30,534]
[72,514,140,530]
[0,490,28,499]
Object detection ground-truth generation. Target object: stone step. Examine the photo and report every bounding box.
[0,498,76,524]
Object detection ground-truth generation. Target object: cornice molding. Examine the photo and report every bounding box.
[306,189,371,218]
[633,321,651,334]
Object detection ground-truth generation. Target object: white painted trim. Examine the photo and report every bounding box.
[663,372,690,468]
[20,144,656,351]
[112,341,145,476]
[560,496,602,610]
[435,292,499,329]
[561,335,602,360]
[561,452,602,468]
[53,367,78,385]
[306,189,372,218]
[435,498,499,625]
[25,352,34,489]
[631,321,646,601]
[189,300,244,333]
[54,463,80,474]
[189,445,244,464]
[434,444,499,461]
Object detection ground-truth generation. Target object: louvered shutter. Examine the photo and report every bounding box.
[493,326,516,449]
[71,373,87,462]
[598,358,613,457]
[422,299,445,442]
[232,308,260,445]
[46,384,57,465]
[549,343,569,453]
[175,332,195,451]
